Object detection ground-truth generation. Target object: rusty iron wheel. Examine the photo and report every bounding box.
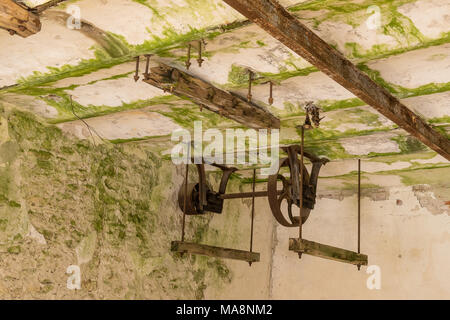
[267,157,311,227]
[177,182,212,215]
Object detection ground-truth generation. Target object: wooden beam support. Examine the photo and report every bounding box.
[171,241,260,262]
[31,0,69,14]
[0,0,41,37]
[143,63,280,129]
[222,0,450,160]
[289,238,368,266]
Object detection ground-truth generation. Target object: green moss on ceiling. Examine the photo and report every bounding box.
[391,135,427,154]
[396,167,450,187]
[357,63,450,99]
[157,104,238,130]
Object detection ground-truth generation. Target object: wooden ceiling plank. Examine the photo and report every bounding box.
[0,0,41,37]
[143,62,280,129]
[222,0,450,160]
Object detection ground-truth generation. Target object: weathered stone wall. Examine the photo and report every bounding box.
[0,104,237,299]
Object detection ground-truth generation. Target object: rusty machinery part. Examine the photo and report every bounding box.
[175,145,327,227]
[177,161,237,215]
[267,146,329,227]
[178,182,224,215]
[304,101,325,128]
[267,157,311,227]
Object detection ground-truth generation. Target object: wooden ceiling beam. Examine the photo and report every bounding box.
[0,0,41,37]
[143,62,280,129]
[222,0,450,160]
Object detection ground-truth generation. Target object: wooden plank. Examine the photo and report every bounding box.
[171,241,260,262]
[32,0,69,13]
[289,238,368,266]
[143,63,280,129]
[222,0,450,161]
[0,0,41,37]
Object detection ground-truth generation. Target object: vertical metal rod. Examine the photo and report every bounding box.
[298,125,304,259]
[143,54,151,79]
[249,168,256,266]
[134,56,140,82]
[357,158,361,270]
[247,70,253,102]
[186,44,192,70]
[268,81,274,105]
[197,40,204,67]
[181,143,190,243]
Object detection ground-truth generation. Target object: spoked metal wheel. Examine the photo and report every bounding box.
[267,155,311,227]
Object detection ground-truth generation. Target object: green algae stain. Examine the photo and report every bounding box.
[357,63,450,99]
[227,65,250,87]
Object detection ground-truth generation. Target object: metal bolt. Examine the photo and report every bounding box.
[185,44,192,70]
[247,70,253,102]
[268,81,274,105]
[197,40,204,67]
[134,56,140,82]
[143,54,151,80]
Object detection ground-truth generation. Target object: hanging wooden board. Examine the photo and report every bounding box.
[143,63,280,129]
[289,238,368,266]
[171,241,260,263]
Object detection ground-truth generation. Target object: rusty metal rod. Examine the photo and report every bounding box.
[197,40,204,67]
[268,81,274,105]
[357,158,361,270]
[220,190,282,199]
[181,145,190,243]
[249,169,256,266]
[247,70,253,102]
[134,56,140,82]
[299,125,304,258]
[186,44,192,70]
[144,54,151,79]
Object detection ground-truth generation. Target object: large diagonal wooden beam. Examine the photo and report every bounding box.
[223,0,450,160]
[0,0,41,37]
[143,62,280,129]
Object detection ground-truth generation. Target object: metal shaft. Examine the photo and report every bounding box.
[186,44,192,69]
[220,190,282,199]
[134,56,140,82]
[357,158,361,270]
[299,125,304,239]
[247,70,253,102]
[268,81,274,105]
[181,145,190,242]
[144,54,151,79]
[249,169,256,266]
[298,125,304,259]
[197,40,204,67]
